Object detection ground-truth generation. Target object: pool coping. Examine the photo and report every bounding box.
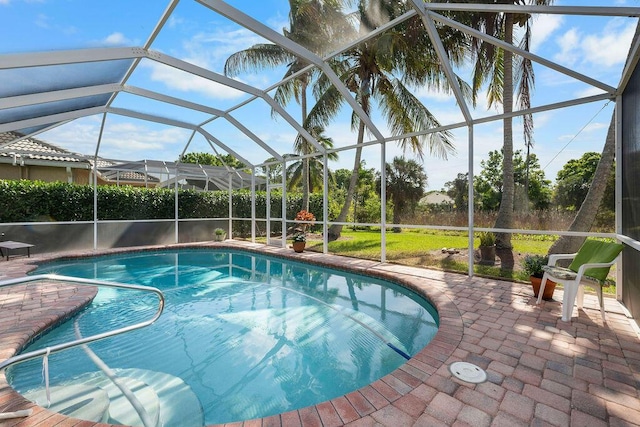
[0,241,464,426]
[4,241,639,426]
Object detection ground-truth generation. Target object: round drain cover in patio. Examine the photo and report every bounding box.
[448,362,487,384]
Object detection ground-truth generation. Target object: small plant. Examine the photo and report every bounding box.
[522,254,549,278]
[295,210,315,233]
[478,231,496,247]
[295,210,316,223]
[214,228,225,236]
[293,232,307,243]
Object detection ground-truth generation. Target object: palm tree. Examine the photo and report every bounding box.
[378,156,428,233]
[308,0,470,241]
[286,125,338,193]
[467,0,553,270]
[548,112,616,255]
[224,0,350,211]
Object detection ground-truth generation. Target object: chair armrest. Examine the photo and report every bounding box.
[548,253,578,266]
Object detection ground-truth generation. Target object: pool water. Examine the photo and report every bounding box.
[9,249,438,425]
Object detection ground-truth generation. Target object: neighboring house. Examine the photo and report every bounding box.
[419,191,454,206]
[0,132,158,187]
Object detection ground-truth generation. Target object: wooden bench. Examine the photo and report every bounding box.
[0,241,35,261]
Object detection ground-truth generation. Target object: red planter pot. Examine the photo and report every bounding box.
[530,275,557,300]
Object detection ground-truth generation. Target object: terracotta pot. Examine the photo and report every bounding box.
[530,275,556,300]
[292,241,306,253]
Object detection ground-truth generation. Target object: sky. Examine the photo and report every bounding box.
[1,0,639,191]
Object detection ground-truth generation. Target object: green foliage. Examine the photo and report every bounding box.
[553,152,615,216]
[181,152,246,169]
[334,162,379,225]
[0,180,328,236]
[522,254,549,278]
[292,232,307,242]
[474,149,552,211]
[444,173,468,212]
[377,156,428,232]
[477,231,496,247]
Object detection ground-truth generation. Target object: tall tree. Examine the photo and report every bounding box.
[553,152,611,211]
[377,156,428,233]
[308,0,470,241]
[474,149,551,211]
[444,172,469,213]
[286,125,338,193]
[224,0,349,211]
[467,0,553,271]
[181,152,246,169]
[549,113,616,254]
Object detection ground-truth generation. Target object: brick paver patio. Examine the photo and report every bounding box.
[0,241,639,426]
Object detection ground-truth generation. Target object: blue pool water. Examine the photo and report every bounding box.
[9,249,438,425]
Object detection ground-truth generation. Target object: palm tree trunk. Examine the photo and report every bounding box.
[495,14,515,272]
[549,112,616,255]
[327,120,365,241]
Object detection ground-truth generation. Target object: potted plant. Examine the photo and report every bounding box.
[295,210,316,233]
[477,232,496,265]
[214,228,226,242]
[522,254,556,300]
[292,232,306,253]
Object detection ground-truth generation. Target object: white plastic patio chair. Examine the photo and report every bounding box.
[536,239,624,322]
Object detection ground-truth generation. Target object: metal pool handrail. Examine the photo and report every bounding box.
[0,274,165,372]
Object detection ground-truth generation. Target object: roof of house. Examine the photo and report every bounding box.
[0,131,87,164]
[0,132,262,188]
[0,132,155,183]
[420,191,454,205]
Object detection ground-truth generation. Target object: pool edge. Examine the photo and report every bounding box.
[0,241,464,427]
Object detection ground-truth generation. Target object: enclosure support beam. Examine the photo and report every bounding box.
[281,158,287,249]
[93,113,108,250]
[251,167,256,243]
[323,152,328,255]
[266,165,271,243]
[380,142,387,263]
[228,175,233,240]
[468,125,475,278]
[615,96,623,300]
[175,165,179,244]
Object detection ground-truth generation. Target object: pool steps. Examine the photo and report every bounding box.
[23,368,204,427]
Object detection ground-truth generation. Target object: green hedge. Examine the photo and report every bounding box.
[0,180,328,234]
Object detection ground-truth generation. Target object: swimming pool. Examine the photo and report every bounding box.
[8,249,438,426]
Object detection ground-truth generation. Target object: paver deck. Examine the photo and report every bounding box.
[1,241,639,427]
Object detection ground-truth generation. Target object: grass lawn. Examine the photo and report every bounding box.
[304,228,616,294]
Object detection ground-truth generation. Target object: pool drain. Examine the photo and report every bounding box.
[448,362,487,384]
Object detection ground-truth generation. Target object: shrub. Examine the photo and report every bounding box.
[522,254,549,278]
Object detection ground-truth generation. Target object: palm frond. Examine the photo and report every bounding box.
[223,44,295,77]
[516,21,535,147]
[377,77,455,160]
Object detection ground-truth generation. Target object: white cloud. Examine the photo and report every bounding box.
[102,32,132,46]
[582,19,636,67]
[530,14,564,53]
[40,117,192,161]
[184,28,268,67]
[575,86,608,98]
[144,60,246,100]
[554,27,581,66]
[554,18,636,69]
[168,15,185,29]
[34,13,51,29]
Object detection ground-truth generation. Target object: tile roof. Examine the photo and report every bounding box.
[0,131,86,164]
[0,132,155,182]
